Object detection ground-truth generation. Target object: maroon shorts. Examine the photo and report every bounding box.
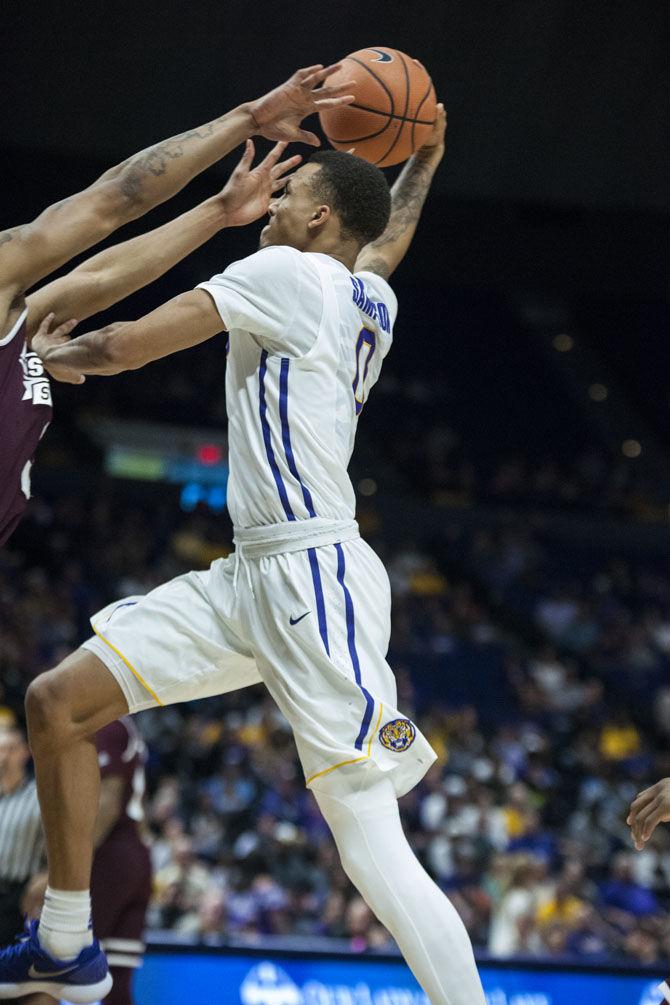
[91,830,152,1004]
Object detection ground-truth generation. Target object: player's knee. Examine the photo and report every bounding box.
[25,670,75,746]
[336,843,368,893]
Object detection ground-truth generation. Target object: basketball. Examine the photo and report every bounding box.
[319,47,437,168]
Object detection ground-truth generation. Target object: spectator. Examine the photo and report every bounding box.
[599,853,660,919]
[488,855,545,957]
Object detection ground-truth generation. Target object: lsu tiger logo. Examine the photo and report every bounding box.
[379,718,416,752]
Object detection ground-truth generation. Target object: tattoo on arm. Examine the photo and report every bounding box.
[0,229,16,248]
[372,153,436,250]
[355,150,438,279]
[117,121,219,202]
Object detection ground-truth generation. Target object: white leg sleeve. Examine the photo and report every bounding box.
[314,778,486,1005]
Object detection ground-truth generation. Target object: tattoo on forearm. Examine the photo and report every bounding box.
[0,229,16,248]
[371,153,436,248]
[118,121,219,200]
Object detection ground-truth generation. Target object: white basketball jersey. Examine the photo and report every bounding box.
[198,246,397,530]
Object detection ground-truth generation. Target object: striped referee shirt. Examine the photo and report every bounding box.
[0,777,44,884]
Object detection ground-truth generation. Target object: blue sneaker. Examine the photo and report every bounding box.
[0,921,112,1002]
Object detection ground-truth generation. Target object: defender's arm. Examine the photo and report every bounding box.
[355,103,446,280]
[26,142,299,334]
[0,107,252,298]
[0,64,353,299]
[36,290,226,383]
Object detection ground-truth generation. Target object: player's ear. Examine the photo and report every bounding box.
[307,204,331,232]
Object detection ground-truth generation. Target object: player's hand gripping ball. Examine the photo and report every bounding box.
[318,47,437,167]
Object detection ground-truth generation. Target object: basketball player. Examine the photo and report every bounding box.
[0,105,487,1005]
[0,62,354,547]
[24,719,150,1005]
[627,779,670,1004]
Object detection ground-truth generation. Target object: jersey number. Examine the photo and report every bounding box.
[352,328,376,416]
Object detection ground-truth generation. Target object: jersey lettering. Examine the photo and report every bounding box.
[350,277,391,333]
[20,345,52,407]
[352,328,377,416]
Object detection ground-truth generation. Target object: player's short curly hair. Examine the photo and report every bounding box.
[308,151,391,246]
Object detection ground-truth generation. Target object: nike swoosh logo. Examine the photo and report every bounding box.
[368,48,393,62]
[289,611,310,626]
[28,963,80,979]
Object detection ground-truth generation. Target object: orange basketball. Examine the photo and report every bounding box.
[319,47,437,168]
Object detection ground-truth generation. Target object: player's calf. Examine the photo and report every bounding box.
[22,651,129,961]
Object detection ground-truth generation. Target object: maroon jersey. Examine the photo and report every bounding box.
[95,717,147,840]
[0,309,52,547]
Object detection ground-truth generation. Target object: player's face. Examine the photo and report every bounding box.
[259,163,325,251]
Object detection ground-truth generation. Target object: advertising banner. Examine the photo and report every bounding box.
[130,950,666,1005]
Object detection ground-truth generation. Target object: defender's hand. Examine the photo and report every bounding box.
[33,313,85,384]
[249,64,355,146]
[31,312,78,356]
[627,778,670,850]
[220,140,301,227]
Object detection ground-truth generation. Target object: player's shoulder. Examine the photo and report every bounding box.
[200,245,307,301]
[238,244,304,274]
[215,245,310,292]
[0,302,28,348]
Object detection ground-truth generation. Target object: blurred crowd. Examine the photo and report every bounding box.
[2,486,670,964]
[368,373,668,520]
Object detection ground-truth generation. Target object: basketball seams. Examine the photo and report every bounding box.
[375,49,412,166]
[327,103,433,146]
[411,81,436,152]
[324,118,392,144]
[348,102,435,126]
[413,80,436,120]
[347,56,396,117]
[327,54,397,149]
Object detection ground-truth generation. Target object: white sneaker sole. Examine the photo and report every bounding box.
[659,982,670,1004]
[0,972,112,1002]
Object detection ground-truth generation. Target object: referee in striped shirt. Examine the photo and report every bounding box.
[0,725,44,946]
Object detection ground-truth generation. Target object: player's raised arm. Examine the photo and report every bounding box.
[26,142,300,334]
[354,103,446,281]
[0,64,354,301]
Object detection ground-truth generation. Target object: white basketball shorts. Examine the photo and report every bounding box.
[83,537,436,797]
